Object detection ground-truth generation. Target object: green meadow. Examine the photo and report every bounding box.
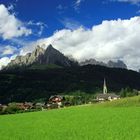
[0,96,140,140]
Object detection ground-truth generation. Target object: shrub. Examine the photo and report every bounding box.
[3,103,22,114]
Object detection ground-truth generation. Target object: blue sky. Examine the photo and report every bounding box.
[1,0,140,70]
[0,0,140,38]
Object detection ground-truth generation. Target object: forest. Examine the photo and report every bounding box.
[0,64,140,104]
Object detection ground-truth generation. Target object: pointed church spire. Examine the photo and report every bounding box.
[103,78,107,94]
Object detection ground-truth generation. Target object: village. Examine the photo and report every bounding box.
[0,79,120,115]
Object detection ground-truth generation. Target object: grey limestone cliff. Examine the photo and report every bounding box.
[80,59,127,69]
[6,44,78,69]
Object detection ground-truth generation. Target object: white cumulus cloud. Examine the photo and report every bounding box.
[0,4,32,40]
[0,55,17,69]
[0,57,10,69]
[20,16,140,71]
[0,45,17,56]
[2,16,140,71]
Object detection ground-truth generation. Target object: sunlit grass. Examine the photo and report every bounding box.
[0,96,140,140]
[95,95,140,107]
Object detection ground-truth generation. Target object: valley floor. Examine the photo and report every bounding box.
[0,104,140,140]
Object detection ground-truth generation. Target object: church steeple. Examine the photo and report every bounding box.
[103,78,107,94]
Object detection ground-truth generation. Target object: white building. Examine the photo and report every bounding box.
[96,78,120,101]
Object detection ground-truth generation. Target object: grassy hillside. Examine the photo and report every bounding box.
[0,96,140,140]
[96,95,140,107]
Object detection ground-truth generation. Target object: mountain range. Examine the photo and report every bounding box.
[5,44,78,69]
[4,44,127,70]
[1,64,140,104]
[80,59,127,69]
[1,44,139,104]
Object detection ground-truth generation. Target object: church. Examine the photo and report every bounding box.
[96,79,120,102]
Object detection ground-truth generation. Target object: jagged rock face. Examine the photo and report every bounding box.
[80,59,107,67]
[107,60,127,69]
[6,44,78,69]
[80,59,127,69]
[7,45,45,67]
[40,45,76,66]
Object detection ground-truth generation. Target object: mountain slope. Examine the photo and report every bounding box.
[5,44,78,69]
[0,65,140,103]
[5,44,127,70]
[80,59,127,69]
[95,95,140,107]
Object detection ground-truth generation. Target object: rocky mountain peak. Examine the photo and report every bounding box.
[80,59,127,69]
[45,44,59,55]
[47,44,54,50]
[33,45,45,55]
[107,60,127,69]
[5,44,78,69]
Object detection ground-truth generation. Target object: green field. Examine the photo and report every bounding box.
[0,96,140,140]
